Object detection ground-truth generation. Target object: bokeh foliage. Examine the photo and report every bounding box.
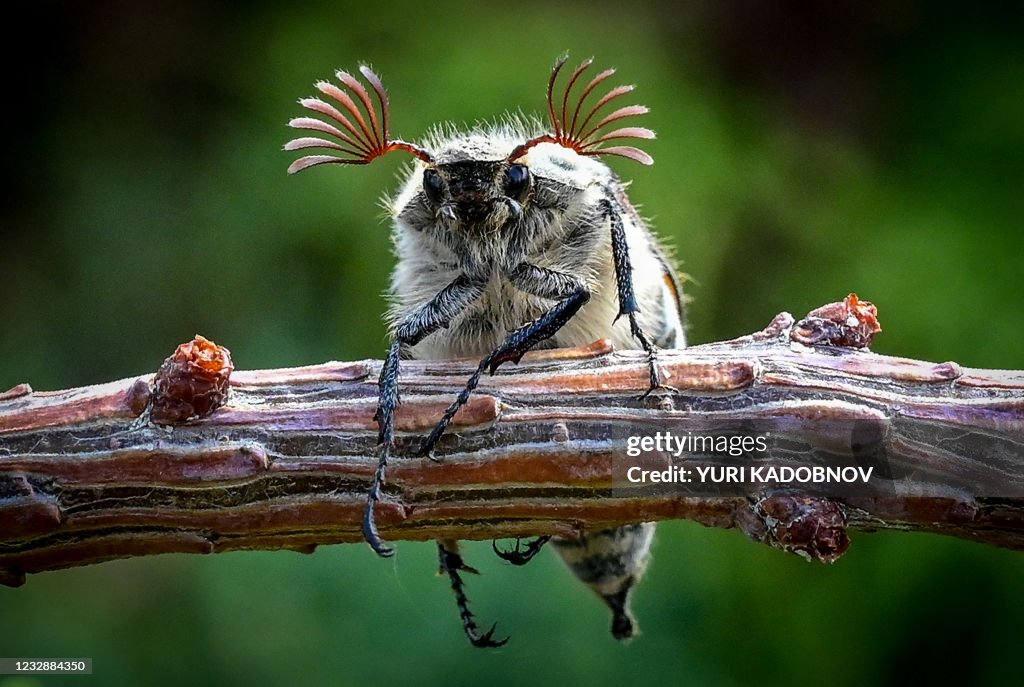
[1,2,1021,686]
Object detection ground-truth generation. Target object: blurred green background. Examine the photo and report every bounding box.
[1,2,1022,685]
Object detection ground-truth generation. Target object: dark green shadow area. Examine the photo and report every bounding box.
[1,3,1021,686]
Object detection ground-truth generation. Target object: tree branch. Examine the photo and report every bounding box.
[1,302,1022,587]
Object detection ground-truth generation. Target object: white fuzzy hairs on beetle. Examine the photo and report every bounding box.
[286,55,685,647]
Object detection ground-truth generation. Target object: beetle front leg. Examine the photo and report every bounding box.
[418,264,589,456]
[365,273,486,556]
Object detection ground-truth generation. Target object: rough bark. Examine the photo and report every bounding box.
[1,310,1022,588]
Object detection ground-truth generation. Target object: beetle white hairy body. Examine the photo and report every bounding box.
[385,127,684,640]
[388,133,684,359]
[286,55,685,646]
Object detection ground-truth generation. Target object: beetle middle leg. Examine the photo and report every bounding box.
[600,197,676,397]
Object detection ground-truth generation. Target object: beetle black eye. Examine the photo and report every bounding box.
[504,164,530,201]
[423,168,444,205]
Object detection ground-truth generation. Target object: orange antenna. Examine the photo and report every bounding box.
[286,66,433,174]
[507,55,655,165]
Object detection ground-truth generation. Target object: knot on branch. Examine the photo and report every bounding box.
[150,335,234,425]
[739,494,850,563]
[792,293,881,348]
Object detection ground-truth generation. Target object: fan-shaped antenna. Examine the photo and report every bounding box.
[286,66,433,174]
[507,55,655,165]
